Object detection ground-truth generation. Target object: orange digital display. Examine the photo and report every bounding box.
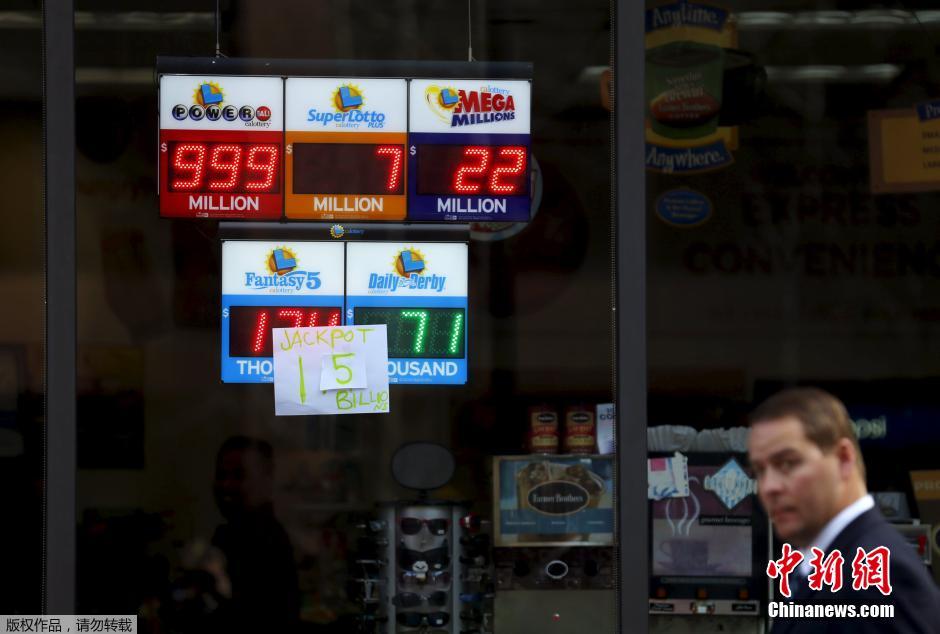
[285,132,408,220]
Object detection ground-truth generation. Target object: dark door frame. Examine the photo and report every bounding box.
[614,0,649,631]
[44,0,77,615]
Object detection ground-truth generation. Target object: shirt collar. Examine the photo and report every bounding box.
[798,494,874,575]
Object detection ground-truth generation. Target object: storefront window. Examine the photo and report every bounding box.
[647,0,940,630]
[72,2,617,633]
[0,2,44,615]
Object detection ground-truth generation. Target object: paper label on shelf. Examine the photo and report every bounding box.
[648,451,690,499]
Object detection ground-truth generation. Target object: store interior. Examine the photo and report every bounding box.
[1,1,940,632]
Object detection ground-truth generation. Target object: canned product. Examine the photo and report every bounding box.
[564,405,597,454]
[527,405,559,454]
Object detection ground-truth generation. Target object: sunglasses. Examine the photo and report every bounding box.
[399,570,452,587]
[396,612,451,628]
[459,534,490,548]
[345,578,385,602]
[354,519,387,534]
[459,554,489,566]
[400,517,449,536]
[392,590,448,608]
[398,542,451,571]
[460,608,484,622]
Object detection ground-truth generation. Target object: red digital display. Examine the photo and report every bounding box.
[416,145,527,196]
[292,143,405,195]
[229,306,342,357]
[168,141,280,193]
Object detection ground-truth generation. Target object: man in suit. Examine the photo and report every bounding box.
[748,387,940,633]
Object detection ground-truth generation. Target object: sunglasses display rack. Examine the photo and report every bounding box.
[348,518,393,634]
[361,501,493,634]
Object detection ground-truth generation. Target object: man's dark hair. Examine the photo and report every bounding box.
[217,435,275,475]
[749,387,866,480]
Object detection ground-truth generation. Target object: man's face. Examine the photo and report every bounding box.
[748,416,843,547]
[214,448,272,519]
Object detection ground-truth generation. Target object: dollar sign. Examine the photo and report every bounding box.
[160,142,167,153]
[410,145,416,156]
[286,144,292,155]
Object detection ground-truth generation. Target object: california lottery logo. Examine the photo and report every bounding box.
[424,85,460,124]
[333,84,364,112]
[368,247,446,292]
[195,81,224,107]
[329,224,363,239]
[267,247,299,276]
[395,248,426,277]
[243,247,322,291]
[170,81,272,127]
[306,84,386,129]
[424,85,517,128]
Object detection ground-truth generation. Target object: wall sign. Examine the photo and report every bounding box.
[159,75,284,219]
[346,242,469,384]
[273,324,390,416]
[494,455,615,547]
[408,79,532,222]
[285,78,408,220]
[158,62,532,222]
[869,102,940,194]
[220,240,345,383]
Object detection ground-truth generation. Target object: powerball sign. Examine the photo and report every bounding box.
[346,242,468,385]
[159,75,284,219]
[221,241,345,383]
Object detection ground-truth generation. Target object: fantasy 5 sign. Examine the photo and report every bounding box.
[220,241,345,383]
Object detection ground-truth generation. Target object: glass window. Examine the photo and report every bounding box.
[73,2,617,633]
[647,0,940,630]
[0,1,44,615]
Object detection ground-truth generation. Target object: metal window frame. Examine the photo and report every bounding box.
[41,0,646,625]
[615,0,649,630]
[44,0,77,614]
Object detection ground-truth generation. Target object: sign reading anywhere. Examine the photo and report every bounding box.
[273,325,390,416]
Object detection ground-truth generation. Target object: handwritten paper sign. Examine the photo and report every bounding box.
[273,325,390,416]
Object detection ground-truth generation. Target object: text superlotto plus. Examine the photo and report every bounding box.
[157,59,532,223]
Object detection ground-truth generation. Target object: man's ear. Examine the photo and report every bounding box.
[835,438,857,479]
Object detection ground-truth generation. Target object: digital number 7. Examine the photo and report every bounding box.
[331,352,356,385]
[376,145,404,192]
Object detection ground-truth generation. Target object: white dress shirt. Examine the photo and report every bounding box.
[797,494,875,578]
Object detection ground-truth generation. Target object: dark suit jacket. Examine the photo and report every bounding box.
[771,508,940,634]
